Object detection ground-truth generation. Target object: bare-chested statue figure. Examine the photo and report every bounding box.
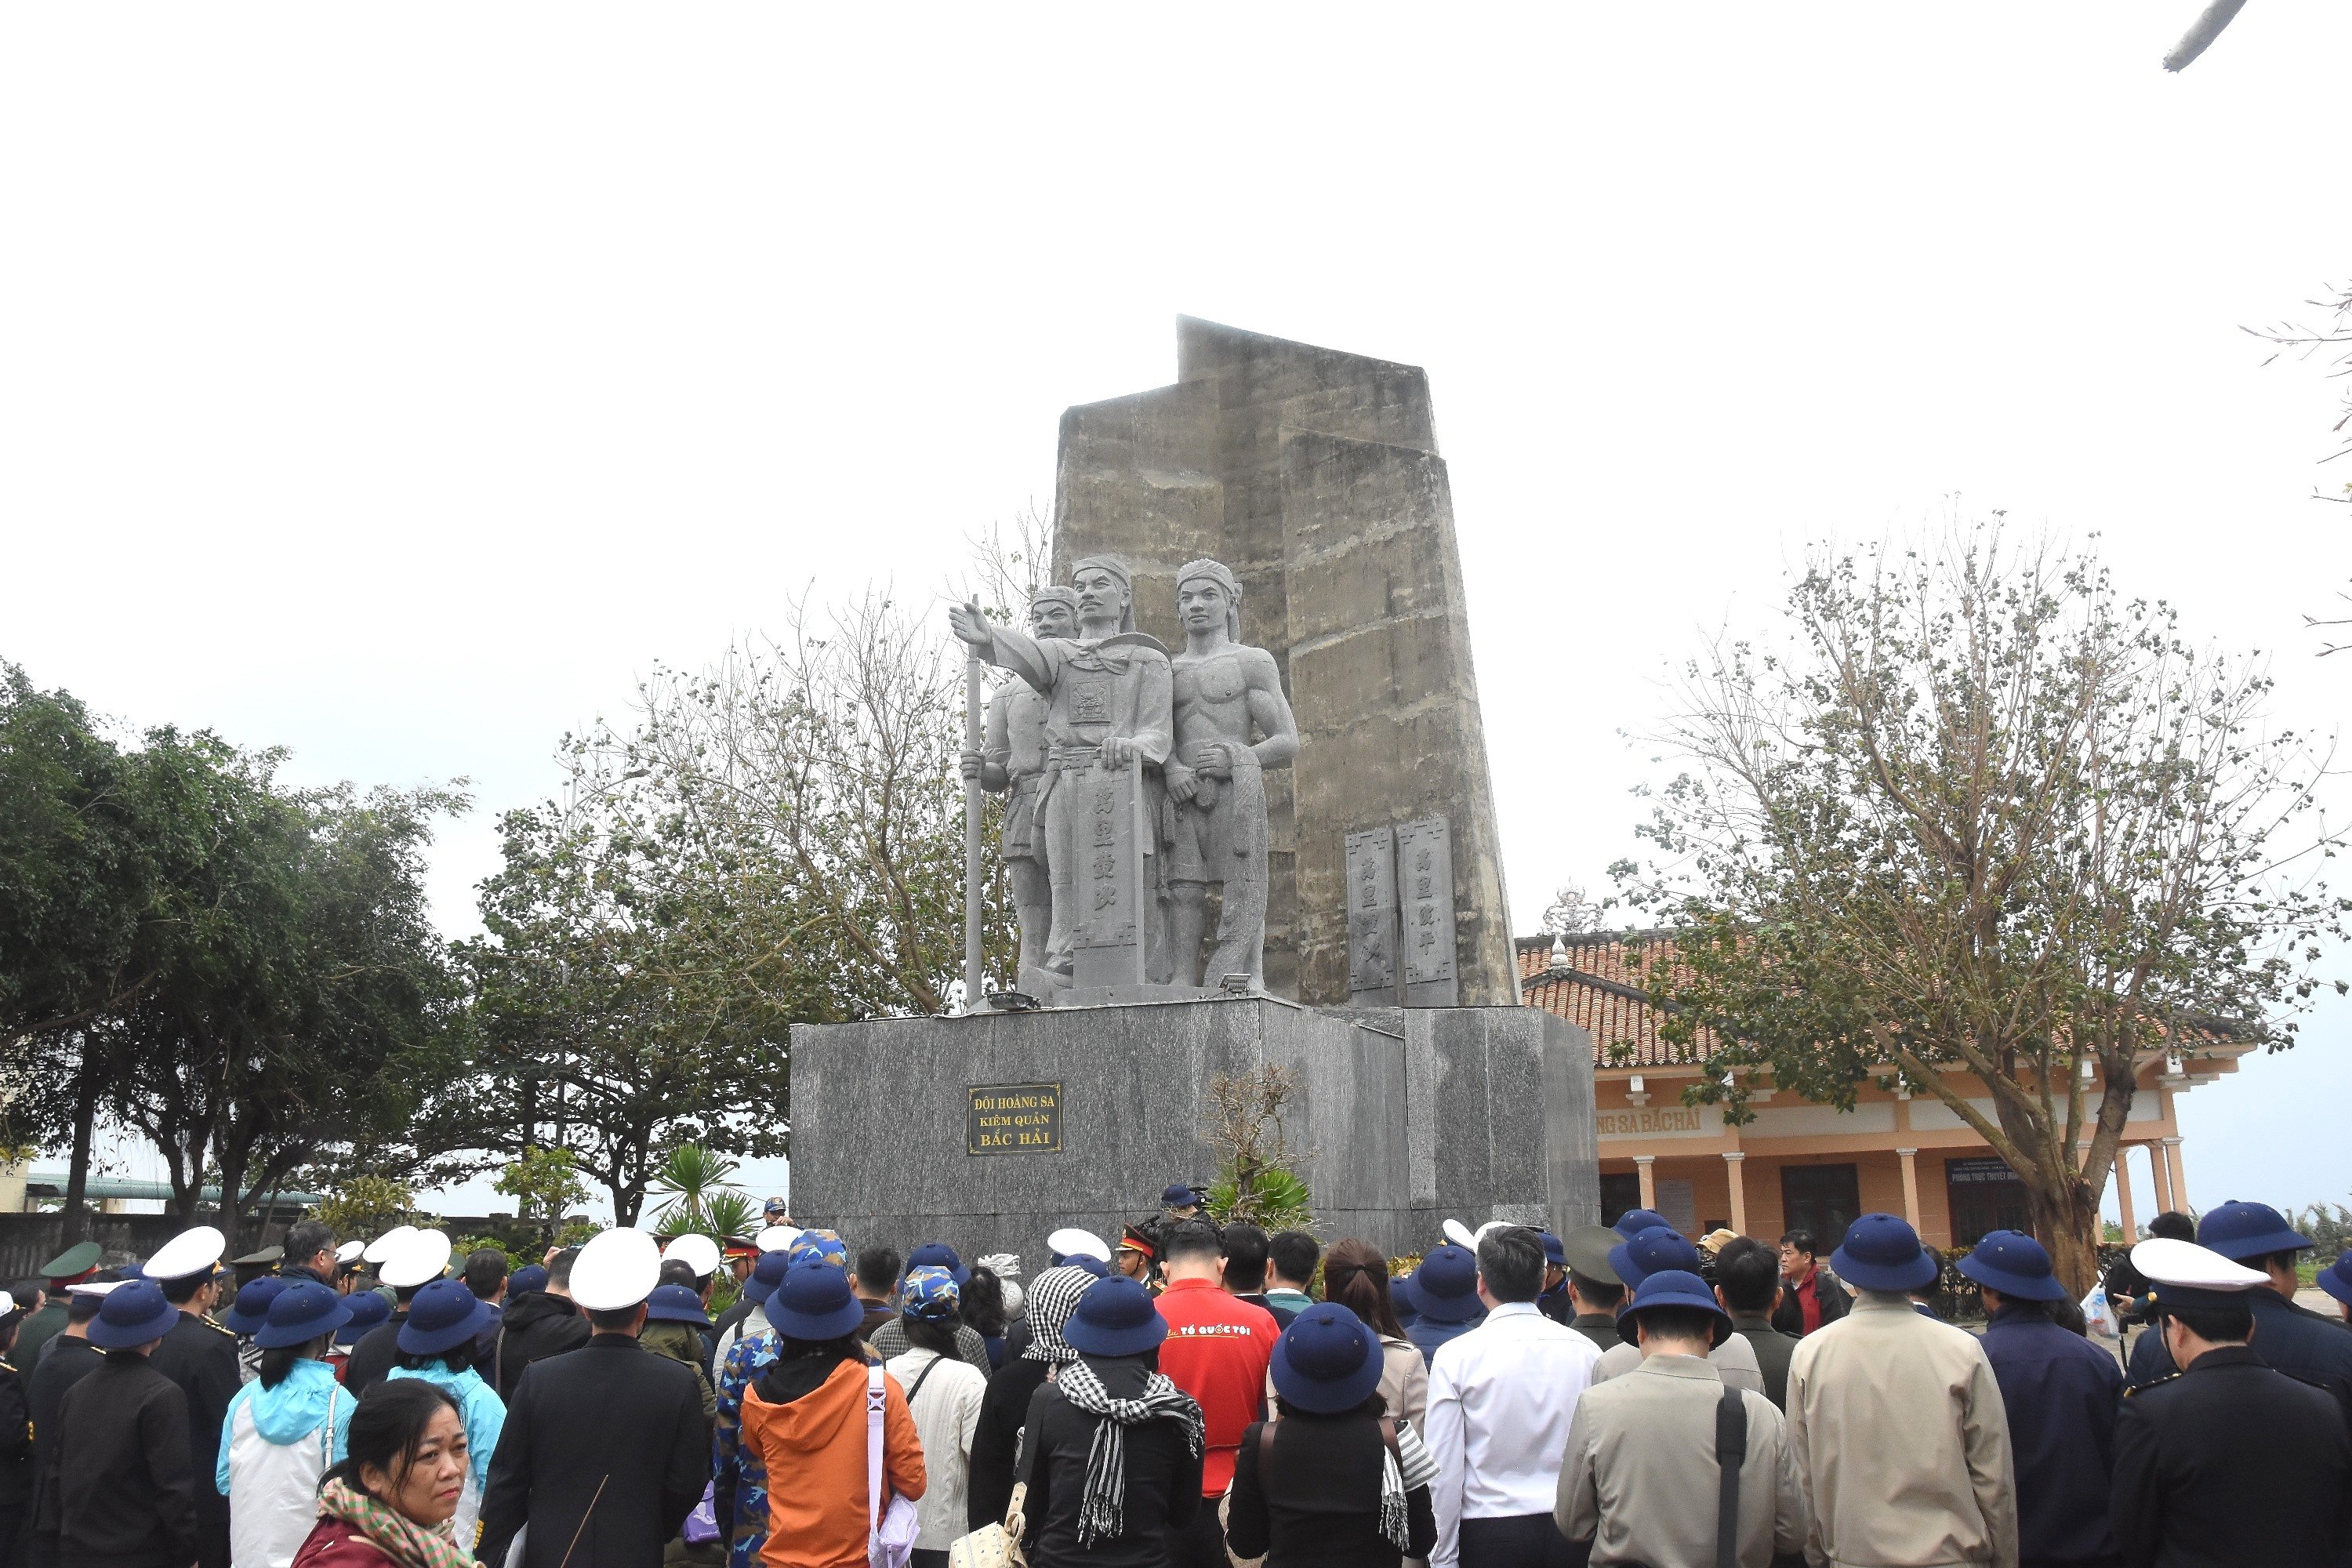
[1164,558,1298,989]
[949,556,1174,996]
[960,586,1080,980]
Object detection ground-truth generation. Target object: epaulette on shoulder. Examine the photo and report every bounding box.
[2124,1374,2182,1398]
[198,1316,235,1338]
[2278,1367,2336,1395]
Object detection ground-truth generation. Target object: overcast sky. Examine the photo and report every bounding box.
[7,5,2349,1224]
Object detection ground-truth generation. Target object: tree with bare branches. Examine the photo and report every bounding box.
[1617,528,2347,1291]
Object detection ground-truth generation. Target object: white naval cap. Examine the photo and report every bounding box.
[335,1240,366,1267]
[754,1225,801,1254]
[2130,1237,2269,1311]
[363,1225,418,1265]
[143,1225,227,1283]
[67,1279,130,1298]
[572,1228,662,1312]
[379,1229,453,1289]
[661,1232,722,1278]
[1047,1228,1111,1263]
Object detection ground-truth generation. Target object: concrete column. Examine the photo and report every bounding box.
[1896,1148,1922,1227]
[2163,1137,2188,1212]
[2149,1138,2175,1212]
[1723,1151,1748,1236]
[1635,1154,1657,1210]
[2114,1145,2138,1240]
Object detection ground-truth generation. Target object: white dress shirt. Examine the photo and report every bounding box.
[1425,1299,1602,1568]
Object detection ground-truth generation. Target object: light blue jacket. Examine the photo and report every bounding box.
[216,1358,353,1495]
[387,1362,506,1492]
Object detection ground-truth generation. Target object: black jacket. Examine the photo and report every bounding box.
[27,1335,102,1566]
[339,1308,408,1398]
[2125,1288,2352,1432]
[0,1360,30,1508]
[1021,1356,1203,1568]
[477,1333,711,1568]
[1769,1269,1851,1338]
[492,1290,592,1401]
[967,1356,1052,1531]
[1235,1294,1299,1330]
[2112,1344,2352,1568]
[147,1308,237,1568]
[1225,1413,1435,1567]
[54,1352,198,1568]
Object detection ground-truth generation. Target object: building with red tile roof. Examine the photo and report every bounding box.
[1516,932,2252,1251]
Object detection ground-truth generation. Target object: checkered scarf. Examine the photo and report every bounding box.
[1052,1358,1204,1547]
[1019,1265,1095,1366]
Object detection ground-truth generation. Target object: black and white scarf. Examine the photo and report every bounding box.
[1053,1359,1205,1546]
[1380,1418,1436,1552]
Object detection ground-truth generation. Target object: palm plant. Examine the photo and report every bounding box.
[700,1190,762,1242]
[648,1142,743,1233]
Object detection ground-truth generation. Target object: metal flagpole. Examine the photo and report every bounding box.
[962,600,985,1013]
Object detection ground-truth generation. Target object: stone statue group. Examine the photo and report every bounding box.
[949,556,1298,1004]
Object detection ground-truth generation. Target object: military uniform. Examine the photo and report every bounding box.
[2112,1346,2351,1566]
[12,1242,102,1374]
[2108,1233,2352,1568]
[25,1333,101,1568]
[140,1226,236,1568]
[7,1305,66,1375]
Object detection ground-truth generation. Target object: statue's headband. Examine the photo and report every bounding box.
[1175,559,1240,601]
[1069,556,1133,593]
[1029,586,1080,611]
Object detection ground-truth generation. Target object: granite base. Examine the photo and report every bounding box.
[788,996,1595,1277]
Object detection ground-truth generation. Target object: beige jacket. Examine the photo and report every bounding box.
[1554,1354,1808,1568]
[1264,1333,1428,1426]
[1785,1295,2018,1568]
[1589,1329,1768,1396]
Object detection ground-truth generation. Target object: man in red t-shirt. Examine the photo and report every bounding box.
[1152,1217,1279,1568]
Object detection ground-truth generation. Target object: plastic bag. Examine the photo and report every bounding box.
[2081,1283,2118,1338]
[683,1483,721,1544]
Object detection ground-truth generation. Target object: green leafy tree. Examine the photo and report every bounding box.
[492,1147,591,1224]
[1619,529,2347,1291]
[315,1175,416,1240]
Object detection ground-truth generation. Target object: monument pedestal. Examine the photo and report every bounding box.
[789,996,1596,1276]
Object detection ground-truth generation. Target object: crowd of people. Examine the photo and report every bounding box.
[2,1188,2350,1568]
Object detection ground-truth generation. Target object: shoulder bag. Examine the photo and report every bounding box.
[869,1363,923,1568]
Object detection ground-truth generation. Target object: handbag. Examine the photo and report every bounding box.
[949,1384,1035,1568]
[869,1363,923,1568]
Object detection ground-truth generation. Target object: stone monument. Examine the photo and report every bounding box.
[1051,318,1516,1008]
[793,321,1596,1272]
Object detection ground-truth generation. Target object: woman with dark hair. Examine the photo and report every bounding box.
[1225,1304,1437,1568]
[960,1268,1010,1370]
[383,1279,503,1547]
[739,1261,924,1568]
[221,1281,358,1568]
[289,1377,473,1568]
[1318,1240,1426,1426]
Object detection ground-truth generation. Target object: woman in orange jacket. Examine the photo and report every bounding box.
[739,1260,926,1568]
